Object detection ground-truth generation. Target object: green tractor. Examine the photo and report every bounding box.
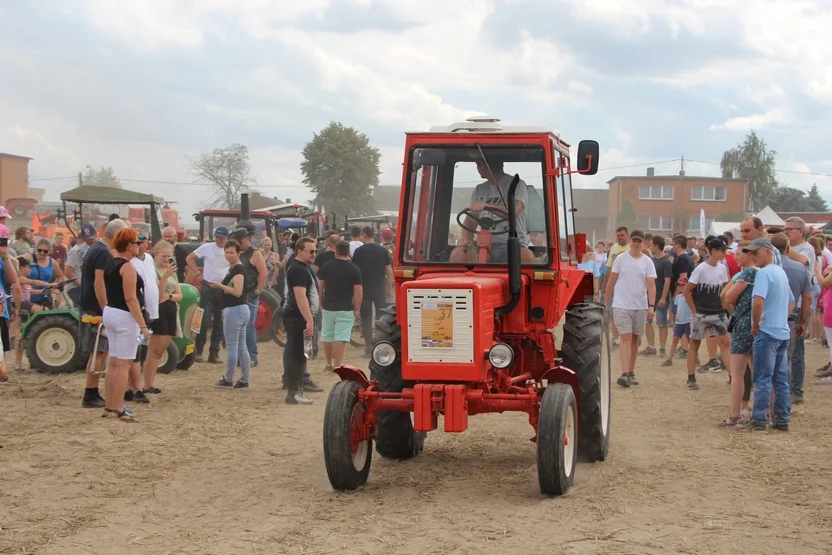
[21,186,202,374]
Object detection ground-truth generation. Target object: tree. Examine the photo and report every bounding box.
[188,144,255,209]
[82,165,121,188]
[768,186,808,212]
[301,122,380,218]
[616,200,638,231]
[805,183,829,212]
[720,130,778,212]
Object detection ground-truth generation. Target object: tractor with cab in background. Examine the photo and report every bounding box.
[323,115,610,496]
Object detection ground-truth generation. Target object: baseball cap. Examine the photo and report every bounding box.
[0,206,9,219]
[629,230,645,240]
[706,236,729,251]
[79,223,97,240]
[214,226,229,238]
[743,237,775,253]
[381,228,394,241]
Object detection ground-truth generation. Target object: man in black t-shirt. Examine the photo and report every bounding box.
[282,237,319,405]
[352,226,393,357]
[313,232,339,272]
[670,235,695,325]
[318,240,362,371]
[79,219,127,408]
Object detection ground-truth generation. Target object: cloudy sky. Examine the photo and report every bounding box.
[2,0,831,217]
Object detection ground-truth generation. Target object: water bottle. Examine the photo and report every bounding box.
[137,329,153,344]
[304,335,313,359]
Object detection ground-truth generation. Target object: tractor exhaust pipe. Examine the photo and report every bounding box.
[498,175,522,316]
[238,192,254,231]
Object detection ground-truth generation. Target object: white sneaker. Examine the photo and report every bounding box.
[294,393,313,405]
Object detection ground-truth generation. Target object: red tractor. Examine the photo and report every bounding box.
[323,116,610,496]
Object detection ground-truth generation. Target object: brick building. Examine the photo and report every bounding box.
[606,168,748,238]
[0,153,32,205]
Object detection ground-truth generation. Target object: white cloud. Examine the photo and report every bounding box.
[709,108,792,131]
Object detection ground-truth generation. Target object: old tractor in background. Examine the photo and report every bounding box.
[323,116,609,496]
[22,186,200,374]
[179,197,284,344]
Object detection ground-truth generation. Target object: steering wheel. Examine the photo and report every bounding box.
[456,206,511,235]
[48,278,76,291]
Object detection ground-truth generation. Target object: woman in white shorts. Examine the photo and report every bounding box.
[102,227,149,422]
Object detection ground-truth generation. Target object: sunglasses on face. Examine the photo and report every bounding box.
[138,236,147,242]
[308,249,317,255]
[37,249,50,254]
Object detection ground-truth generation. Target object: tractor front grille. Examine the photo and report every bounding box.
[406,288,474,364]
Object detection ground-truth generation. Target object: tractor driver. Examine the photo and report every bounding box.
[450,158,536,264]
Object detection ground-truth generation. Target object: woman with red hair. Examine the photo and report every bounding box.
[102,227,149,422]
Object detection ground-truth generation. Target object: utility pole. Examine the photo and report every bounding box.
[78,172,82,187]
[679,156,686,177]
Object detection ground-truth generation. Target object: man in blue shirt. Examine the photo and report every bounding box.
[745,238,795,430]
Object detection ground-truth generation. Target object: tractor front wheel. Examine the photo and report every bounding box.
[537,383,578,496]
[561,302,611,462]
[323,380,372,490]
[369,306,426,459]
[156,341,180,374]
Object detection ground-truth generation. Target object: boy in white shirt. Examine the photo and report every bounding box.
[605,230,657,388]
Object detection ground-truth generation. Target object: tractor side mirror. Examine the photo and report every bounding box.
[576,140,599,175]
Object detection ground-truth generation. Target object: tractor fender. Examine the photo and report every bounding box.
[541,366,581,423]
[333,365,371,388]
[21,308,80,337]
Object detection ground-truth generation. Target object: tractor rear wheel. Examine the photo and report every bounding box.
[323,380,372,490]
[561,302,610,462]
[27,315,84,374]
[369,306,426,460]
[537,383,578,496]
[156,342,180,374]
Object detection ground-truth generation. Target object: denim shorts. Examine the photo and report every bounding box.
[321,310,355,343]
[647,305,670,327]
[673,322,691,338]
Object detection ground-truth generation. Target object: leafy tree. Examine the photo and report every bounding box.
[716,210,748,222]
[616,200,638,231]
[768,186,808,212]
[187,144,255,209]
[301,122,380,218]
[720,130,778,212]
[82,165,121,188]
[805,183,829,212]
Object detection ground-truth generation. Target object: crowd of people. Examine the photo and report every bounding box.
[0,213,396,422]
[599,216,832,430]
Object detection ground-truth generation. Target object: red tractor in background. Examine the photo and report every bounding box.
[323,116,610,496]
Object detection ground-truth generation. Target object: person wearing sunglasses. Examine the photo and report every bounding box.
[29,238,65,309]
[282,236,319,405]
[101,228,150,422]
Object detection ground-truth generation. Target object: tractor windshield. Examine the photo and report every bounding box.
[402,145,549,265]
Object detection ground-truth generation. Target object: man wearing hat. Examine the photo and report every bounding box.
[186,227,230,363]
[743,237,795,430]
[231,223,267,368]
[65,223,98,307]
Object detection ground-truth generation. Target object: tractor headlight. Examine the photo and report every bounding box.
[488,343,514,369]
[371,341,397,367]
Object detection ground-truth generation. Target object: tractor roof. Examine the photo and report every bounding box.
[406,115,571,153]
[196,209,275,218]
[60,185,163,204]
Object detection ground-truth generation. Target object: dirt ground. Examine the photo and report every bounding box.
[2,337,832,555]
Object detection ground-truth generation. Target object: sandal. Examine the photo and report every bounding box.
[718,415,741,427]
[102,408,134,422]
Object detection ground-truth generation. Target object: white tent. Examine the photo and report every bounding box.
[709,221,740,237]
[754,205,785,227]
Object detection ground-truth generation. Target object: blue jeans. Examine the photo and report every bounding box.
[313,310,322,354]
[788,321,806,397]
[223,305,251,384]
[752,331,791,427]
[245,298,259,362]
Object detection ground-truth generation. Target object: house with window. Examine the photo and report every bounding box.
[606,168,748,238]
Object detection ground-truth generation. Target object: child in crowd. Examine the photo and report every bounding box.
[13,257,45,372]
[662,277,691,367]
